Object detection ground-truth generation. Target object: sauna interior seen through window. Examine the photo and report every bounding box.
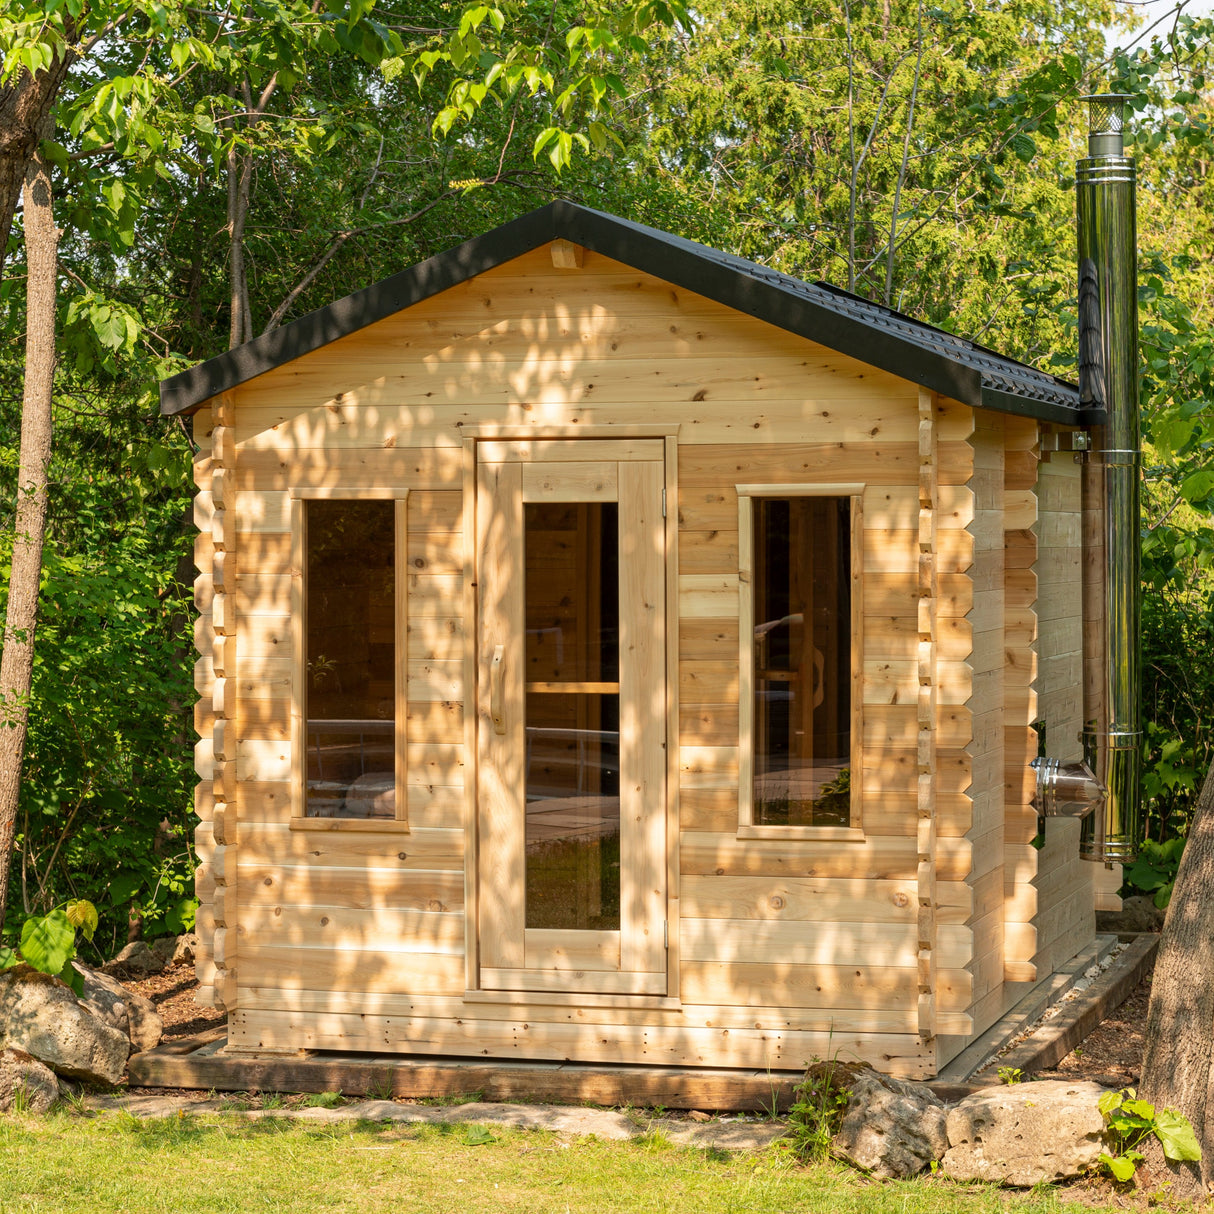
[751,495,853,827]
[303,498,397,819]
[523,500,621,932]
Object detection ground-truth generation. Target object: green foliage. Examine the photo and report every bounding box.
[302,1091,344,1108]
[1123,837,1185,909]
[0,365,198,951]
[812,768,851,824]
[0,899,97,996]
[997,1067,1024,1086]
[411,0,688,171]
[1097,1087,1202,1183]
[787,1060,851,1161]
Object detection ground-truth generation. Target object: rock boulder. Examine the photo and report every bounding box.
[832,1067,948,1178]
[0,1046,60,1113]
[101,941,162,976]
[74,962,130,1036]
[1096,895,1165,934]
[149,936,179,969]
[171,934,196,967]
[0,965,129,1085]
[73,962,163,1054]
[943,1080,1108,1185]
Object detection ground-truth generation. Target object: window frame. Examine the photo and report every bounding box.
[289,486,410,833]
[736,482,865,841]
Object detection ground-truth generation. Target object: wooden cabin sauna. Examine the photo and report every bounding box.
[163,194,1132,1084]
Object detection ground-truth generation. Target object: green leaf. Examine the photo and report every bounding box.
[66,899,99,942]
[58,959,85,998]
[1100,1152,1138,1182]
[18,909,76,978]
[1181,469,1214,503]
[0,945,18,970]
[1155,1109,1202,1162]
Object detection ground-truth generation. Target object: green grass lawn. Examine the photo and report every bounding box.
[1,1112,1128,1214]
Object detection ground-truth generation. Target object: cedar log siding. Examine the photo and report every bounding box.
[186,243,1089,1077]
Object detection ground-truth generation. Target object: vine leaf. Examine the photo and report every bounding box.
[18,909,76,978]
[1155,1110,1202,1162]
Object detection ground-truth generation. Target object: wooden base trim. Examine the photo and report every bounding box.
[129,1033,806,1111]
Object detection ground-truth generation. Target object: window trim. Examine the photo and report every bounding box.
[289,487,410,831]
[736,482,865,842]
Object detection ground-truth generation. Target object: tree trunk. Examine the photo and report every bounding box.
[0,149,60,923]
[0,38,75,286]
[226,143,254,347]
[1138,755,1214,1199]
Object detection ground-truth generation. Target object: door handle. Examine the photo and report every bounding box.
[491,644,506,735]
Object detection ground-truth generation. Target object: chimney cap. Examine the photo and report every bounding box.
[1080,93,1132,157]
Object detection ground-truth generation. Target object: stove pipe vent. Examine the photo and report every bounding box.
[1076,93,1142,864]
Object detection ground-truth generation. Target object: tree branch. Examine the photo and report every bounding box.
[884,0,925,306]
[262,192,459,334]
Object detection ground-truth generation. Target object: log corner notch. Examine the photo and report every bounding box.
[194,391,238,1012]
[917,386,939,1042]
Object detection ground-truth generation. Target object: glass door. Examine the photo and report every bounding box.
[476,441,667,995]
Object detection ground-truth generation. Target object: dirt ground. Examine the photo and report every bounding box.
[1034,972,1153,1090]
[122,961,228,1042]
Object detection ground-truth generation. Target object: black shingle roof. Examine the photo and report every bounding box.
[160,200,1088,426]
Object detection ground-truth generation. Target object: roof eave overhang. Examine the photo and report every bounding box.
[980,385,1102,428]
[159,205,562,416]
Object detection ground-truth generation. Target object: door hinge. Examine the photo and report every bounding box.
[661,487,667,518]
[663,919,668,949]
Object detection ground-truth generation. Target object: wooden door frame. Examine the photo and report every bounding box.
[460,427,681,1008]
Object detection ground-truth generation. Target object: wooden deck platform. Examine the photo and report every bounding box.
[128,1031,805,1111]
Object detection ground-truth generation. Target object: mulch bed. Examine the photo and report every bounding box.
[120,961,228,1043]
[1034,972,1152,1090]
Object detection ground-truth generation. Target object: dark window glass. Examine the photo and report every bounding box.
[753,497,851,826]
[523,502,620,929]
[304,500,395,818]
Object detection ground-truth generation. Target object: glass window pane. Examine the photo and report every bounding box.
[304,500,396,818]
[524,692,620,930]
[753,497,851,827]
[523,500,621,929]
[524,502,618,684]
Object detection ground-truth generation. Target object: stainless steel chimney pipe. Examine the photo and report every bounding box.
[1076,93,1142,863]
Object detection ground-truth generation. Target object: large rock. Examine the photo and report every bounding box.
[1096,895,1165,934]
[171,934,196,967]
[101,940,163,976]
[943,1080,1108,1186]
[0,965,129,1085]
[73,962,164,1054]
[149,936,179,969]
[73,962,130,1036]
[0,1047,60,1113]
[832,1067,948,1178]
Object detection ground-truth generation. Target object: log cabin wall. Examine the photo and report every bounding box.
[1033,447,1103,971]
[193,395,240,1012]
[184,242,1090,1077]
[1003,417,1042,990]
[962,412,1007,1038]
